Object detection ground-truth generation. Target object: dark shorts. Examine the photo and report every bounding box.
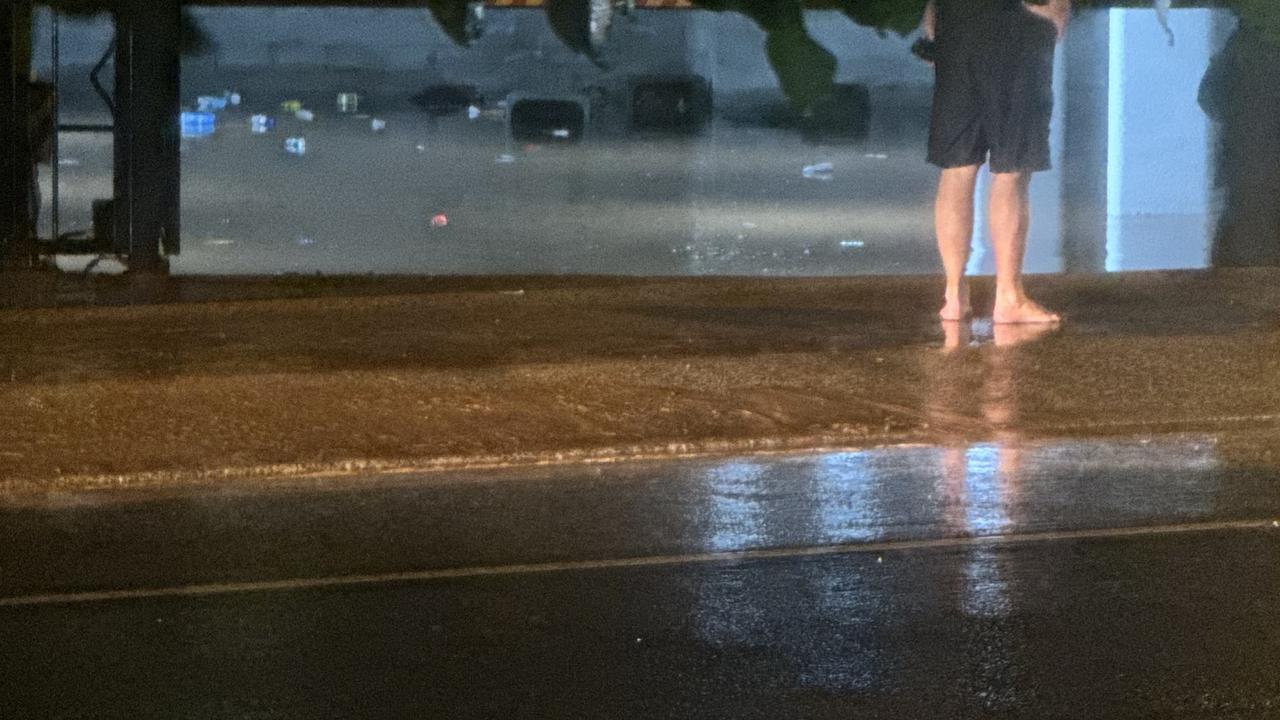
[927,0,1058,173]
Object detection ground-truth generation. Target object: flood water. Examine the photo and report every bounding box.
[31,5,1277,276]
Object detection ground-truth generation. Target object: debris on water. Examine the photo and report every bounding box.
[431,213,450,229]
[250,115,275,134]
[180,112,216,138]
[284,137,307,155]
[337,92,360,113]
[295,109,315,122]
[496,154,516,164]
[864,152,889,159]
[802,161,834,180]
[839,239,866,249]
[196,95,228,112]
[468,105,482,121]
[370,118,387,133]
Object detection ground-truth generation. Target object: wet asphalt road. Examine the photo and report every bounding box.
[3,435,1280,718]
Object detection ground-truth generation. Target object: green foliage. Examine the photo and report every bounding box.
[424,0,475,47]
[1230,0,1280,46]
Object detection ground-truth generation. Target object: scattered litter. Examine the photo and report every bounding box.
[56,158,80,167]
[877,556,883,564]
[196,95,228,112]
[354,113,371,119]
[864,152,889,159]
[284,137,307,155]
[295,109,315,122]
[370,118,387,133]
[203,238,236,246]
[281,100,303,113]
[742,221,758,229]
[295,236,315,247]
[180,112,215,138]
[802,161,834,180]
[250,114,275,134]
[227,92,242,106]
[431,213,450,229]
[467,105,481,121]
[416,144,427,152]
[551,128,571,139]
[499,289,526,297]
[337,92,360,113]
[839,239,866,249]
[495,154,516,164]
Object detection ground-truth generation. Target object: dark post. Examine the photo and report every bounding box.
[113,2,181,271]
[0,5,13,251]
[1,1,35,265]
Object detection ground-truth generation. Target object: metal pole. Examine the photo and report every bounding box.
[51,9,59,243]
[112,4,180,269]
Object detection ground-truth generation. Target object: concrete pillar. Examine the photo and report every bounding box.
[1060,10,1111,274]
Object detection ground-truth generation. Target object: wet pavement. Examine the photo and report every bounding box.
[2,436,1278,718]
[2,269,1280,488]
[2,270,1278,718]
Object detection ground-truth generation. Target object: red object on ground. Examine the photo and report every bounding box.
[431,214,449,228]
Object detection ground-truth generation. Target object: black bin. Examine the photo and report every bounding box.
[509,99,586,143]
[801,83,871,143]
[630,75,712,134]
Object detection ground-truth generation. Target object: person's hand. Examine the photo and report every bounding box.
[1024,0,1071,41]
[920,0,937,42]
[917,0,937,65]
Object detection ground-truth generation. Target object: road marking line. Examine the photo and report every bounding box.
[2,519,1275,608]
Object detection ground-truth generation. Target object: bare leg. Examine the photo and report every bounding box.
[935,165,980,321]
[989,171,1060,324]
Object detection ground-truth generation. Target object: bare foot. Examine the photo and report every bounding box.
[993,298,1060,325]
[993,321,1059,348]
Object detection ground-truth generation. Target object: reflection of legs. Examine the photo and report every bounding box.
[936,165,980,321]
[990,171,1059,324]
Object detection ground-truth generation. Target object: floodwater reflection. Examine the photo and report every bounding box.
[690,319,1223,691]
